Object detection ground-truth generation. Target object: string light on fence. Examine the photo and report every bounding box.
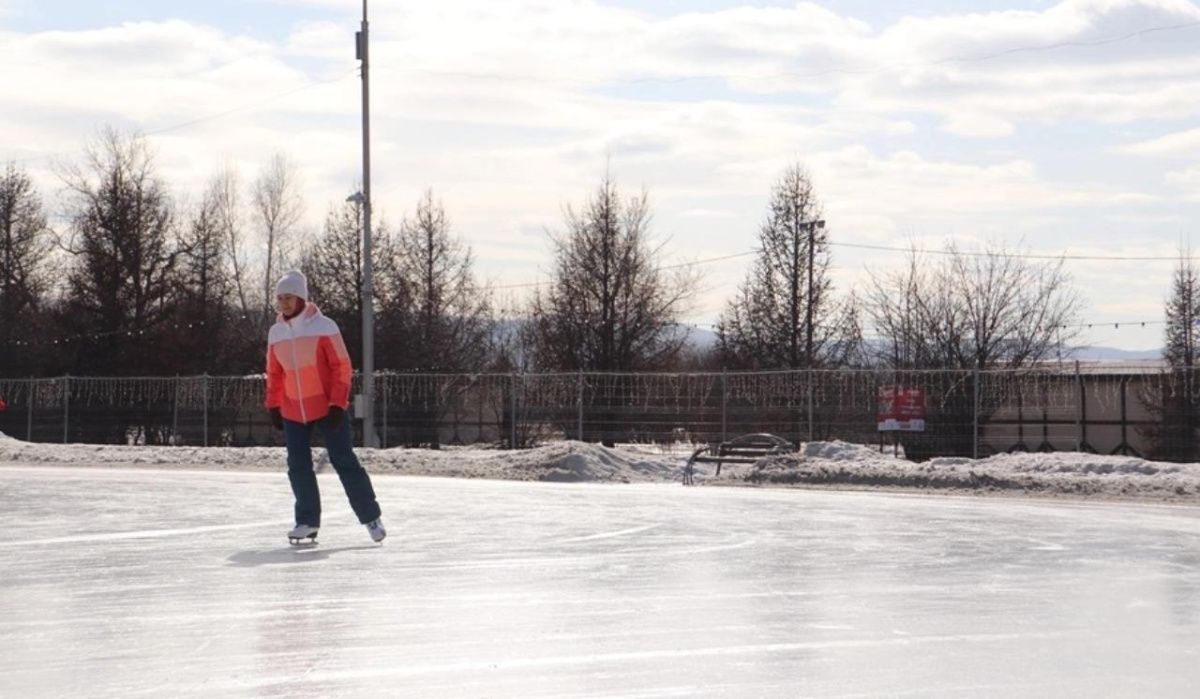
[4,320,208,349]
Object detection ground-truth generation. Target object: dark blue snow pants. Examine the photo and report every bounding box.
[284,416,381,527]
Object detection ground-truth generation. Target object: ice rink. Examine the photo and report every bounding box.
[2,465,1199,697]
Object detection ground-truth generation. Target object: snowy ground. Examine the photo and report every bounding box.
[2,465,1199,697]
[4,431,1200,502]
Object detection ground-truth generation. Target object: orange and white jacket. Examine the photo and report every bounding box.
[264,303,353,424]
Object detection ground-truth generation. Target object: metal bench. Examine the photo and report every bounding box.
[683,433,796,485]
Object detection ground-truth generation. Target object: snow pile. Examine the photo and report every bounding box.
[0,433,682,484]
[736,440,1200,501]
[4,430,1200,500]
[364,441,683,483]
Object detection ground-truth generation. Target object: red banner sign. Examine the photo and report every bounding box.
[877,386,925,432]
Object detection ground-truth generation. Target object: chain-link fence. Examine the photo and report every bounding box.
[0,364,1195,461]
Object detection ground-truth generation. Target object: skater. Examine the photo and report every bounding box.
[265,270,386,545]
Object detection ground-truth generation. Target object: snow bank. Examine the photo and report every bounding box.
[365,441,685,483]
[0,432,682,484]
[731,440,1200,502]
[3,430,1200,501]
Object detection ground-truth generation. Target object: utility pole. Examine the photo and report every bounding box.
[356,0,379,448]
[804,218,826,369]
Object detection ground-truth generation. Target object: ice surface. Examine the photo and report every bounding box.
[2,465,1199,697]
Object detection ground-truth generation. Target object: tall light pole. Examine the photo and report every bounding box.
[802,217,826,445]
[355,0,379,448]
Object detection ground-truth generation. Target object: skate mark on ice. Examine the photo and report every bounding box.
[0,519,290,547]
[559,522,664,543]
[288,631,1070,683]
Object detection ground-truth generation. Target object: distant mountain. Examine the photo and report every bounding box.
[1069,346,1163,361]
[678,330,1164,364]
[528,323,1164,364]
[683,325,719,350]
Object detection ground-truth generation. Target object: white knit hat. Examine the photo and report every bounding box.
[275,270,309,300]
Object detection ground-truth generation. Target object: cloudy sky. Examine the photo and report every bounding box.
[3,0,1200,351]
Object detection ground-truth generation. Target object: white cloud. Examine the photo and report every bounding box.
[1166,164,1200,198]
[812,146,1157,223]
[942,112,1016,138]
[289,0,1200,132]
[1121,127,1200,156]
[0,22,308,125]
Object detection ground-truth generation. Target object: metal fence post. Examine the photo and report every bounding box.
[202,374,209,447]
[172,375,180,445]
[382,374,388,448]
[62,374,70,444]
[27,377,34,442]
[721,368,728,443]
[510,372,517,449]
[806,368,815,443]
[972,368,980,459]
[577,370,584,441]
[1080,362,1089,453]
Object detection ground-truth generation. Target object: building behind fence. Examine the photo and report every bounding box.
[0,364,1195,461]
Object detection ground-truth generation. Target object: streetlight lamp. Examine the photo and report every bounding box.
[354,0,379,448]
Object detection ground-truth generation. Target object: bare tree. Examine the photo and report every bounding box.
[490,293,532,372]
[252,152,303,328]
[169,180,242,373]
[1144,250,1200,461]
[865,242,1081,460]
[57,128,179,376]
[1163,251,1200,371]
[528,176,695,371]
[209,165,253,323]
[0,163,53,374]
[867,247,961,370]
[717,165,861,369]
[866,243,1080,370]
[392,190,491,371]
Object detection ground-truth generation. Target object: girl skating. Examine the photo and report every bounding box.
[264,271,385,545]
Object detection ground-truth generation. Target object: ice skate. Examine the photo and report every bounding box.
[288,524,319,546]
[366,518,386,543]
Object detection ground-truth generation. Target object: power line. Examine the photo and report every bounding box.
[143,68,358,137]
[830,241,1187,262]
[402,18,1200,87]
[490,249,760,290]
[933,19,1200,65]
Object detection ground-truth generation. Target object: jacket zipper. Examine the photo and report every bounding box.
[286,319,309,424]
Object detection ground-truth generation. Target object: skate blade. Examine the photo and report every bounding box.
[288,536,318,546]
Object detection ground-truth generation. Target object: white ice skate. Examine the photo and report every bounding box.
[288,524,319,546]
[366,518,386,544]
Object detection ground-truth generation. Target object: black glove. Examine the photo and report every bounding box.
[325,406,345,431]
[269,408,283,431]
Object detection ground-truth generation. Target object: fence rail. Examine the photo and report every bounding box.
[1,365,1197,461]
